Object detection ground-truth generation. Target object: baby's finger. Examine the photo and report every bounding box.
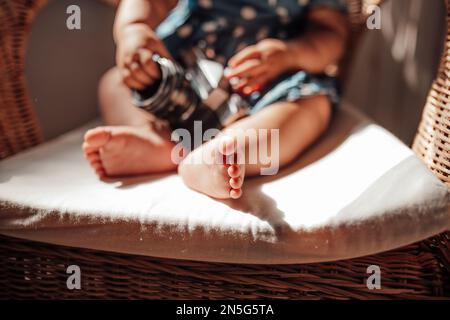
[147,37,173,59]
[121,68,145,90]
[225,59,264,79]
[138,48,161,81]
[242,85,262,96]
[228,45,260,68]
[129,61,153,85]
[232,78,249,92]
[242,75,267,90]
[123,51,139,67]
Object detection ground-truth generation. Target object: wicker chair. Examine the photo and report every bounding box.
[0,0,449,299]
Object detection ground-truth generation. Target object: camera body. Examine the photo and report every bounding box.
[131,49,250,140]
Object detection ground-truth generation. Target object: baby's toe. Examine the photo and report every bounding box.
[82,142,98,155]
[84,128,112,149]
[95,168,107,179]
[91,162,106,178]
[218,135,236,156]
[229,188,242,199]
[86,151,100,163]
[229,176,243,189]
[227,164,241,178]
[91,161,103,172]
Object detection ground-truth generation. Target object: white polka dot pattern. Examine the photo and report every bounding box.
[177,24,193,38]
[240,6,257,20]
[232,26,245,38]
[276,6,289,18]
[201,21,218,33]
[198,0,213,9]
[216,17,227,27]
[256,27,270,41]
[206,34,217,44]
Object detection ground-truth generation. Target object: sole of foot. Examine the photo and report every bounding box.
[82,125,176,178]
[178,135,245,199]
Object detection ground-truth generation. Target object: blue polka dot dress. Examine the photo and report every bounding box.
[156,0,348,113]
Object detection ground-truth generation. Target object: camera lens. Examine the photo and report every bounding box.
[131,55,222,140]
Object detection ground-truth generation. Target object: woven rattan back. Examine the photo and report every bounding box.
[0,0,47,159]
[412,0,450,186]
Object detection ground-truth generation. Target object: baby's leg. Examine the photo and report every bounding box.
[83,67,177,178]
[226,95,332,176]
[97,68,156,127]
[178,95,331,199]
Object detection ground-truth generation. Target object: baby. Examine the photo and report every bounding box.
[82,0,348,199]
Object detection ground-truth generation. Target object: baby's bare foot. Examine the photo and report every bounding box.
[178,136,245,199]
[82,125,176,178]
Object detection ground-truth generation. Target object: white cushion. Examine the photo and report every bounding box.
[0,104,449,263]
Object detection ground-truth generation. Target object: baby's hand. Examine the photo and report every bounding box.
[116,24,170,90]
[225,39,296,95]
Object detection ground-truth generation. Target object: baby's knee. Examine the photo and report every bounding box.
[317,96,332,123]
[97,67,124,116]
[98,67,121,97]
[299,95,332,132]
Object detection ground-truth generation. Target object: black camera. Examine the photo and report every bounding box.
[131,49,250,145]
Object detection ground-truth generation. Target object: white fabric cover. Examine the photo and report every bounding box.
[0,105,449,264]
